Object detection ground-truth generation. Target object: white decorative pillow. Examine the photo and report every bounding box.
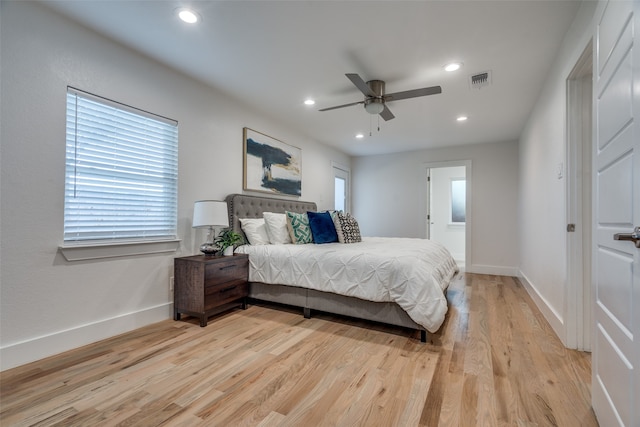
[239,218,270,245]
[263,212,292,244]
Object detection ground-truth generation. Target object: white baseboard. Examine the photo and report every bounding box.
[1,303,173,371]
[468,264,519,276]
[517,271,565,344]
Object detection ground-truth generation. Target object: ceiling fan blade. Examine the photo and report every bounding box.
[380,105,395,121]
[318,100,364,112]
[384,85,442,102]
[346,73,376,97]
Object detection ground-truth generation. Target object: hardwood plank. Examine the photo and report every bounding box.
[485,276,518,425]
[468,276,500,426]
[0,274,598,426]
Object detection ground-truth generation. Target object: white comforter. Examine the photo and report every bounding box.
[235,237,458,332]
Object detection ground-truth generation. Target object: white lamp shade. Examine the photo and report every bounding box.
[192,200,229,228]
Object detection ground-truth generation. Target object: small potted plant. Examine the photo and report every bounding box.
[215,228,244,256]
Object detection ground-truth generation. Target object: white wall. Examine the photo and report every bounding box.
[0,1,349,370]
[518,1,596,343]
[352,140,519,276]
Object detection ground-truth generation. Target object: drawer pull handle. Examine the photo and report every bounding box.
[221,286,236,292]
[219,265,236,271]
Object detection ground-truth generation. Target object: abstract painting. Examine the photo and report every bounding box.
[243,128,301,196]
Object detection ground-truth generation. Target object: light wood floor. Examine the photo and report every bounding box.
[1,274,598,426]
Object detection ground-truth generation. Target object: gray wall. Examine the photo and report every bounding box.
[352,140,520,276]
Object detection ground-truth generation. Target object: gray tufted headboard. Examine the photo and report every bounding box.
[225,193,317,239]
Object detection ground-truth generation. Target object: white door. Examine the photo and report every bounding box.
[592,1,639,426]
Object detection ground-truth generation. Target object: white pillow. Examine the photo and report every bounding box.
[239,218,270,245]
[263,212,292,244]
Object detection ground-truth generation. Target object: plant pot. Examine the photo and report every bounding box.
[223,246,234,256]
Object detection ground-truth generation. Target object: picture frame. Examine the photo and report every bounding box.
[243,127,302,196]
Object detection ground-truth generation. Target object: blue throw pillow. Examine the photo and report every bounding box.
[307,211,339,244]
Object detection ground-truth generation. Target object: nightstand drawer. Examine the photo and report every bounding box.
[174,254,249,327]
[205,281,249,310]
[205,258,248,286]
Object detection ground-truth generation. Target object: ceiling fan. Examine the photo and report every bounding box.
[319,73,442,121]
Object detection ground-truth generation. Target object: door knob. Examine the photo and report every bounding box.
[614,226,640,248]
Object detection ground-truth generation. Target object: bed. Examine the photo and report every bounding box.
[225,193,458,342]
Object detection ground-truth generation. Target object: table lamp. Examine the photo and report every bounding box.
[192,200,229,255]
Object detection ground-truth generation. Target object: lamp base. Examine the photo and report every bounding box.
[200,242,219,255]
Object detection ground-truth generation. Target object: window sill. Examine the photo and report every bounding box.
[59,239,181,262]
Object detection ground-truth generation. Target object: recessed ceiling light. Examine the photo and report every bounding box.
[304,99,315,106]
[457,115,468,122]
[444,62,462,72]
[355,133,364,139]
[178,9,199,24]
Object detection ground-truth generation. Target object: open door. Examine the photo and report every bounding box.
[422,161,471,271]
[591,1,639,425]
[429,166,466,266]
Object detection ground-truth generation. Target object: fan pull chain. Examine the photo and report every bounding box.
[368,114,382,136]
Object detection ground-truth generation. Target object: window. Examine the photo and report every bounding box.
[450,178,466,224]
[64,88,178,245]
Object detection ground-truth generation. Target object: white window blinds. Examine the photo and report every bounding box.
[64,88,178,244]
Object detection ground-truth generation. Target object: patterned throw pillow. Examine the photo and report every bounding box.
[285,211,313,244]
[333,211,362,243]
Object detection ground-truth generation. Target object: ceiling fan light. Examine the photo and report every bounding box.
[364,100,384,115]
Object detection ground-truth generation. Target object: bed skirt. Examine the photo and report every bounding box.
[249,282,428,342]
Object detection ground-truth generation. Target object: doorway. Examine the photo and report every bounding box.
[565,40,592,351]
[423,161,471,271]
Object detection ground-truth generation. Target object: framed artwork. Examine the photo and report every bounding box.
[243,127,301,196]
[450,178,466,224]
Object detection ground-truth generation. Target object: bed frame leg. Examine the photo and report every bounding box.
[303,307,311,319]
[420,330,427,343]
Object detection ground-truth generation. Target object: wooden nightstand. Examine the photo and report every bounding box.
[173,254,249,327]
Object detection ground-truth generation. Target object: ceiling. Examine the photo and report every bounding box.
[41,1,582,157]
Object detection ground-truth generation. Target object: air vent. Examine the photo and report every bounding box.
[469,70,492,89]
